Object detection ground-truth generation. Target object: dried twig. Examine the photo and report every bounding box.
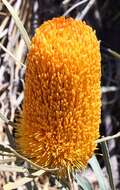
[96,132,120,143]
[9,146,58,172]
[0,42,25,67]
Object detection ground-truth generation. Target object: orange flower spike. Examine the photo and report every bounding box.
[16,17,101,176]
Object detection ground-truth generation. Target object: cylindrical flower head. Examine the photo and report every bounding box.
[16,17,101,176]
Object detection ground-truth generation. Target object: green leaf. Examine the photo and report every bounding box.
[75,173,93,190]
[89,155,107,190]
[2,0,31,49]
[100,141,115,190]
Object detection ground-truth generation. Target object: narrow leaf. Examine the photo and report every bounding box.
[100,141,115,190]
[89,155,107,190]
[2,0,31,49]
[75,173,93,190]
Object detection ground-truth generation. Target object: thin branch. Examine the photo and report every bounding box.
[107,48,120,60]
[9,146,58,172]
[0,143,58,172]
[96,132,120,143]
[0,42,25,67]
[102,86,117,93]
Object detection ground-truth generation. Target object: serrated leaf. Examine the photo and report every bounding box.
[89,155,107,190]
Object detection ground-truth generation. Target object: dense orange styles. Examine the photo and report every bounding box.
[16,17,101,176]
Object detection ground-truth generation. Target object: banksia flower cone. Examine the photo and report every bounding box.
[16,17,101,176]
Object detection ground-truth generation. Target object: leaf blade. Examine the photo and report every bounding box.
[75,173,93,190]
[100,141,115,190]
[89,155,107,190]
[2,0,31,49]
